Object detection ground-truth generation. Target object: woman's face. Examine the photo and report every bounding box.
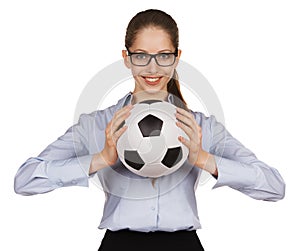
[123,27,181,95]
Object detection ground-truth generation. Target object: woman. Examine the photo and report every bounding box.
[14,9,285,251]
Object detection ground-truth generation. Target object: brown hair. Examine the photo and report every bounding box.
[125,9,186,106]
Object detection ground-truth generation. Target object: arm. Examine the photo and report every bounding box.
[14,104,133,196]
[176,108,285,201]
[14,113,94,195]
[208,115,285,201]
[89,104,132,174]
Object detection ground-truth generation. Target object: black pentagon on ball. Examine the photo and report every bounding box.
[139,99,162,105]
[138,114,163,137]
[161,146,183,168]
[124,150,145,170]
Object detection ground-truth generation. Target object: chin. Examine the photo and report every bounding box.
[144,87,164,93]
[133,86,168,103]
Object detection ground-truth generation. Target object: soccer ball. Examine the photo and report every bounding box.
[116,100,189,178]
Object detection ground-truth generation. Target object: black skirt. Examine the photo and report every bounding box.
[98,229,205,251]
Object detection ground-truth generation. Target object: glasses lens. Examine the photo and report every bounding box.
[131,54,151,66]
[156,54,176,66]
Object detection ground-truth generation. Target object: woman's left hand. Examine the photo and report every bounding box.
[175,107,218,176]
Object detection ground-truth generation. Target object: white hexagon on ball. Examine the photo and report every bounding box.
[116,100,189,178]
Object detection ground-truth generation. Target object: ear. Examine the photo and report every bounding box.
[122,50,131,69]
[177,49,182,59]
[173,49,182,68]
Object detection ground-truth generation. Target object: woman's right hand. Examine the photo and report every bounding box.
[89,104,132,174]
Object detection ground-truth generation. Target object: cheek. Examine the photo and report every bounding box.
[130,65,147,78]
[131,67,141,77]
[162,67,175,79]
[130,66,176,82]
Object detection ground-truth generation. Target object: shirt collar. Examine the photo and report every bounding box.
[118,92,177,108]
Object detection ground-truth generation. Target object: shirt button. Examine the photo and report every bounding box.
[57,181,64,187]
[151,206,155,211]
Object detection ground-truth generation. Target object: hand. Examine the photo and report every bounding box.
[101,104,133,165]
[175,107,218,176]
[175,107,202,166]
[89,104,132,174]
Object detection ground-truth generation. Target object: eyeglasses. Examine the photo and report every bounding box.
[126,47,178,67]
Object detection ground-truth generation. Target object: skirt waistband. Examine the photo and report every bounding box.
[99,229,204,251]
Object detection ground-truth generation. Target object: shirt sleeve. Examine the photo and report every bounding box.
[14,113,94,196]
[208,115,286,201]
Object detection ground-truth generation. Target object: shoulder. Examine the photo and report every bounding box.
[190,111,228,152]
[76,93,131,129]
[191,110,219,127]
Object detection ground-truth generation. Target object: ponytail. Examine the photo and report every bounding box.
[167,70,188,110]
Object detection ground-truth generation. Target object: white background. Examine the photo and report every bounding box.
[1,0,299,250]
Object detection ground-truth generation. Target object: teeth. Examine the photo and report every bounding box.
[145,77,159,82]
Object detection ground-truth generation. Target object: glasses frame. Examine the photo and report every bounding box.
[126,47,179,67]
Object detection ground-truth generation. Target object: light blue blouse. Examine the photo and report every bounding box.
[14,92,285,232]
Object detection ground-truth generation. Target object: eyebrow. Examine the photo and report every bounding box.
[133,49,174,53]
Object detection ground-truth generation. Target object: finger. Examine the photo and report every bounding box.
[111,106,132,133]
[112,111,130,133]
[105,119,126,145]
[176,107,199,129]
[112,104,133,121]
[105,120,113,136]
[113,125,128,144]
[176,120,194,140]
[197,125,202,138]
[176,107,194,119]
[175,112,194,128]
[178,135,191,149]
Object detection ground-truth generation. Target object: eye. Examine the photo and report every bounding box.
[158,53,171,60]
[134,54,148,60]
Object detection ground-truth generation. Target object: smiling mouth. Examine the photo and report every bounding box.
[142,76,163,85]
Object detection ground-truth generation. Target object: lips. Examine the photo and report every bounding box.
[142,76,163,85]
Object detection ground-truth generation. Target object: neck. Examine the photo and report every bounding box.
[131,90,168,104]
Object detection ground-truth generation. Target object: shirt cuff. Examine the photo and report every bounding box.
[212,155,257,190]
[46,155,94,188]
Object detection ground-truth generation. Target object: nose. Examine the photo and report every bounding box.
[146,57,159,74]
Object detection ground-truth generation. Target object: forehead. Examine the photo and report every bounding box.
[131,27,174,52]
